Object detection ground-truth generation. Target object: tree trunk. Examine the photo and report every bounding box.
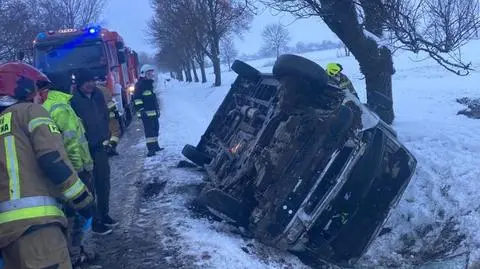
[177,68,184,81]
[170,72,174,79]
[196,54,207,83]
[321,0,395,124]
[185,64,192,82]
[211,37,222,86]
[227,58,231,71]
[212,56,221,86]
[191,60,199,82]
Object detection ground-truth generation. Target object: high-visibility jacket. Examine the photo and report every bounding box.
[42,90,94,172]
[0,103,93,249]
[133,78,160,119]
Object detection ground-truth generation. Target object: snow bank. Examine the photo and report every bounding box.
[151,39,480,268]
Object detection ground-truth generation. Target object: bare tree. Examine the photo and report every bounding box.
[0,0,34,61]
[261,23,291,58]
[56,0,106,28]
[0,0,107,62]
[189,0,253,86]
[149,0,252,86]
[220,36,238,70]
[261,0,480,124]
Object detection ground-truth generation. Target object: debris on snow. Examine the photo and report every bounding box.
[457,97,480,119]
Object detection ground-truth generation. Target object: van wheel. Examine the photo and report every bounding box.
[182,144,212,166]
[272,54,328,88]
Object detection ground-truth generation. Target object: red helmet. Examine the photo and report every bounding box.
[0,62,51,101]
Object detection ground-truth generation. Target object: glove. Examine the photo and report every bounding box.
[136,110,145,119]
[82,217,93,232]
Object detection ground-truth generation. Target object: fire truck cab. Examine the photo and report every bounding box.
[32,26,138,129]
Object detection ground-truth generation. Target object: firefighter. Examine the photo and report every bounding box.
[133,64,163,157]
[96,79,121,156]
[40,71,95,266]
[0,62,93,269]
[326,63,359,97]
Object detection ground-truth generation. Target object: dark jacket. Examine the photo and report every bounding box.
[133,78,160,119]
[71,88,110,151]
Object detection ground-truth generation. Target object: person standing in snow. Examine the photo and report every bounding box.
[70,69,118,235]
[133,64,163,157]
[326,63,358,98]
[0,62,94,269]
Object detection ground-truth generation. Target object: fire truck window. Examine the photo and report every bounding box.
[35,44,105,72]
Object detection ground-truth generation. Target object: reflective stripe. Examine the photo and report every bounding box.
[48,103,67,114]
[110,136,120,143]
[134,99,143,105]
[109,112,116,118]
[146,137,158,143]
[0,206,64,225]
[107,102,116,109]
[4,136,20,200]
[145,111,157,117]
[0,196,58,213]
[63,130,76,140]
[142,90,153,96]
[28,117,53,132]
[63,179,86,200]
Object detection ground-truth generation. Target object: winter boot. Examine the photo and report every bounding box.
[154,144,165,152]
[104,215,119,227]
[92,221,113,236]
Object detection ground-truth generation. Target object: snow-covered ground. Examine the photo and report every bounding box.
[147,39,480,268]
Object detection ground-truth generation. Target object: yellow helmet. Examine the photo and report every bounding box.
[326,63,343,76]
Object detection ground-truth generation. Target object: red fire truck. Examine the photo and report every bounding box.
[32,26,139,128]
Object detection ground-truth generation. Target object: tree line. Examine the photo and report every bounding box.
[0,0,106,62]
[148,0,254,86]
[150,0,479,124]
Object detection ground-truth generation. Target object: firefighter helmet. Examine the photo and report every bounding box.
[326,63,343,77]
[140,64,155,78]
[0,62,51,101]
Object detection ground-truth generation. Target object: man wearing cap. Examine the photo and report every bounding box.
[71,69,118,236]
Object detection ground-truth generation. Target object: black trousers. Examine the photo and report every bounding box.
[142,117,160,151]
[91,147,111,222]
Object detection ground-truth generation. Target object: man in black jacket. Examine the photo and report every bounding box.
[71,69,118,235]
[133,64,163,157]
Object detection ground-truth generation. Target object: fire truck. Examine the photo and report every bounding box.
[32,26,139,129]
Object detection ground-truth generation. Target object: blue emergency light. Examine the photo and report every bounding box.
[36,32,46,40]
[88,27,97,34]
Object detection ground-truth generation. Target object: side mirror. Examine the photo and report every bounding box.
[115,41,124,50]
[117,52,126,64]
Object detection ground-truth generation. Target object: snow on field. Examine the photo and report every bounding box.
[149,39,480,268]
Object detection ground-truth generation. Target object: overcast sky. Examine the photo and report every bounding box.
[102,0,338,55]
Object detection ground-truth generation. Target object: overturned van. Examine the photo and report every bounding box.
[182,55,417,266]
